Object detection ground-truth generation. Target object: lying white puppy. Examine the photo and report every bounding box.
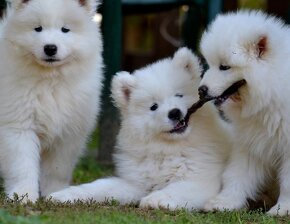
[50,48,230,210]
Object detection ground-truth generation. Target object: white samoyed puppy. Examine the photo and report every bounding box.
[49,48,230,211]
[0,0,103,202]
[198,11,290,216]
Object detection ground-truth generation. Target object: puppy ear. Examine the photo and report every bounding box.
[10,0,31,10]
[111,71,136,109]
[256,36,267,58]
[76,0,100,16]
[172,47,201,79]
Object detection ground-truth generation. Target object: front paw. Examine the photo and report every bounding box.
[204,195,245,212]
[140,191,179,210]
[267,203,290,216]
[48,189,77,203]
[7,188,39,203]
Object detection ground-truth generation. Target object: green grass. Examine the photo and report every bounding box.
[0,134,288,223]
[0,197,287,224]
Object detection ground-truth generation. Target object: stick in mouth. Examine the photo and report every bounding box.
[184,97,213,124]
[214,79,246,106]
[184,79,246,125]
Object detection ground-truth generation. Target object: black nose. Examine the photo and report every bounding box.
[168,108,182,121]
[198,85,209,99]
[44,44,58,56]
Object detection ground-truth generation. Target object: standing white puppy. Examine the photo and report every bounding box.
[50,48,230,211]
[0,0,103,202]
[199,11,290,216]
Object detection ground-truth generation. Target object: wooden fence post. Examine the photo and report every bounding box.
[98,0,122,164]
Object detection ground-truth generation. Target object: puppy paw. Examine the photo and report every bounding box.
[204,196,245,212]
[7,189,39,203]
[48,189,78,203]
[140,191,180,210]
[267,203,290,216]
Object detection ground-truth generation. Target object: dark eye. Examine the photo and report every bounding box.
[61,27,70,33]
[201,63,209,78]
[175,94,183,98]
[150,103,158,111]
[34,26,43,32]
[219,65,231,71]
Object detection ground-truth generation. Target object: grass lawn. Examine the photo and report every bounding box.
[0,132,288,223]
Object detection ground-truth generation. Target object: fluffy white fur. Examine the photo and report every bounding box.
[50,48,230,211]
[0,0,103,202]
[199,11,290,216]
